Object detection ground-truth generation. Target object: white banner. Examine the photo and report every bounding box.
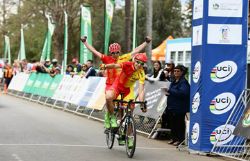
[52,76,105,110]
[8,72,30,91]
[193,0,203,20]
[86,77,106,110]
[208,0,243,17]
[207,24,242,45]
[192,25,203,46]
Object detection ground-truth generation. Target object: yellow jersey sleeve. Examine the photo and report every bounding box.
[138,68,146,85]
[117,53,132,63]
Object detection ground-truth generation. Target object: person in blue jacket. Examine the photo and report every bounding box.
[164,65,190,146]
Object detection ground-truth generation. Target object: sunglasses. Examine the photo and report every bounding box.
[111,51,120,55]
[136,60,144,66]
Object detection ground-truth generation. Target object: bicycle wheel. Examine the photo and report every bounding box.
[106,129,115,149]
[125,116,136,158]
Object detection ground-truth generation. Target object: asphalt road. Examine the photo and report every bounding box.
[0,94,230,161]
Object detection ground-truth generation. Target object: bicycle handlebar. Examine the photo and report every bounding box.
[113,99,147,112]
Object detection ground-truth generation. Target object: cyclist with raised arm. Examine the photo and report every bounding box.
[101,54,148,147]
[80,36,151,130]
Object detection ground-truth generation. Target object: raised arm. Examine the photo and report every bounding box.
[80,36,103,58]
[131,36,152,56]
[103,63,122,69]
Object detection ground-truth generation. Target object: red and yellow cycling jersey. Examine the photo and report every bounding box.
[111,61,145,98]
[101,53,132,87]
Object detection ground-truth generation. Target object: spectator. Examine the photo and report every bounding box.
[71,58,82,74]
[160,60,175,82]
[163,65,190,146]
[146,61,163,82]
[20,59,28,72]
[44,59,51,69]
[96,68,105,77]
[49,59,61,77]
[13,60,21,75]
[79,64,88,77]
[66,64,74,75]
[85,60,96,78]
[3,63,13,94]
[36,61,49,73]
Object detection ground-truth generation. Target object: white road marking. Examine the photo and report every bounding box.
[0,143,174,150]
[12,154,23,161]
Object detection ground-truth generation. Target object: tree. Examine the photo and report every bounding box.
[182,0,192,37]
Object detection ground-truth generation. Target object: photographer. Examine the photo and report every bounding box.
[160,60,175,82]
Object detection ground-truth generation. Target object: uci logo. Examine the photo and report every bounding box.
[210,93,236,115]
[191,123,199,144]
[192,92,200,114]
[193,61,201,83]
[211,61,237,83]
[210,125,235,145]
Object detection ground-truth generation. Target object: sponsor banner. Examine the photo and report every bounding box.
[234,105,250,139]
[207,24,242,45]
[193,0,203,20]
[86,77,106,110]
[45,74,63,97]
[78,77,102,107]
[192,25,203,46]
[8,73,30,91]
[52,75,71,101]
[208,0,243,18]
[189,0,247,152]
[23,73,39,93]
[32,73,47,95]
[68,76,88,105]
[39,74,54,97]
[134,81,170,120]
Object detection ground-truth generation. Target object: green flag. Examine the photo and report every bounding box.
[132,0,138,50]
[79,5,93,64]
[63,11,68,73]
[46,15,55,61]
[4,35,11,64]
[40,33,48,61]
[104,0,115,54]
[18,24,26,61]
[40,15,55,62]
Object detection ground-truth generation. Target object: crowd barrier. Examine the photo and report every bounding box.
[7,72,170,137]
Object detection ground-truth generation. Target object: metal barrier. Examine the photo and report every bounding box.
[7,89,161,137]
[211,89,250,161]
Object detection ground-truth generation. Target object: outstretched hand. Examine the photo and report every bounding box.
[80,36,87,43]
[145,36,152,43]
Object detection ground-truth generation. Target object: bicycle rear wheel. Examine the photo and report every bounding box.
[125,117,136,158]
[106,129,115,149]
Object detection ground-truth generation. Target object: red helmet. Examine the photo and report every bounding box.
[134,53,148,63]
[109,43,121,53]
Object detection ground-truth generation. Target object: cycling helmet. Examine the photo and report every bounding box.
[109,43,121,53]
[134,53,148,63]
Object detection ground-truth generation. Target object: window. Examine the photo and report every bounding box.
[185,51,191,62]
[170,51,176,61]
[178,51,184,61]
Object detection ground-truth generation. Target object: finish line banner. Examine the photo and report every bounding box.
[189,0,248,152]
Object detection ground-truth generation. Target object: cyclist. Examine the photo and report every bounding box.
[80,36,151,130]
[101,54,148,147]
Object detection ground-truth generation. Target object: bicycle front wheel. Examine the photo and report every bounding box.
[125,117,136,158]
[106,129,115,149]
